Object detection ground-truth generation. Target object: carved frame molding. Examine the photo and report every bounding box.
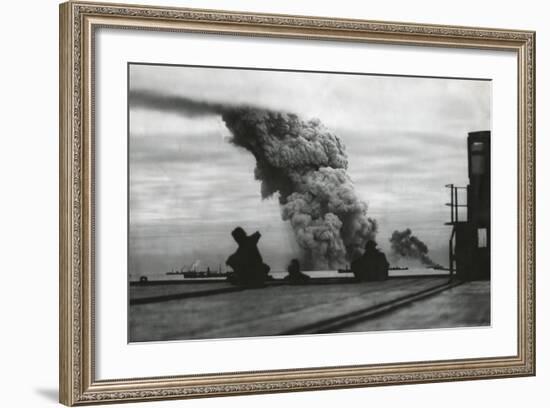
[59,1,535,405]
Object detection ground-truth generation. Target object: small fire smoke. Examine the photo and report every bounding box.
[190,259,201,271]
[389,228,435,267]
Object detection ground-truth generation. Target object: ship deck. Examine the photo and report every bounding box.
[128,276,490,342]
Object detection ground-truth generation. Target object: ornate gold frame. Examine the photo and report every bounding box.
[59,1,536,405]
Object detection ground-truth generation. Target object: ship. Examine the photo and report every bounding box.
[166,264,227,279]
[338,265,409,273]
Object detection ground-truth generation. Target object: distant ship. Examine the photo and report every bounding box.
[338,265,409,273]
[428,265,450,271]
[166,265,227,279]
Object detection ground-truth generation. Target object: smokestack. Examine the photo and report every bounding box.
[222,107,377,269]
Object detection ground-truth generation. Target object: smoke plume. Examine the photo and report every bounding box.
[389,228,435,267]
[190,259,202,271]
[130,89,227,117]
[130,90,377,269]
[222,108,377,269]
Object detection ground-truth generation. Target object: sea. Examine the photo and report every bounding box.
[130,267,449,283]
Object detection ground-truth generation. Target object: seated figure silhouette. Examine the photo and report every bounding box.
[284,259,310,284]
[226,227,270,288]
[351,241,389,282]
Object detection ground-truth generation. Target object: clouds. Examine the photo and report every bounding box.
[130,64,491,135]
[128,63,491,276]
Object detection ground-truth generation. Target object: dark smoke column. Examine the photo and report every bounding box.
[222,107,377,269]
[389,228,437,267]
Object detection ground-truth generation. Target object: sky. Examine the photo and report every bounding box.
[128,63,491,278]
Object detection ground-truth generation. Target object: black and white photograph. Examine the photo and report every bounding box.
[128,63,491,343]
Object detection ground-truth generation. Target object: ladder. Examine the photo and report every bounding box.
[445,184,468,278]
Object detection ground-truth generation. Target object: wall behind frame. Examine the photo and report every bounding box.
[0,0,546,407]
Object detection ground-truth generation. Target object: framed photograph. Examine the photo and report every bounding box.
[59,1,536,405]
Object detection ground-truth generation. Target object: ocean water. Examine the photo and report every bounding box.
[130,267,449,282]
[271,267,448,279]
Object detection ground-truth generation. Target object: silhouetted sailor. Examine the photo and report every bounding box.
[284,259,310,284]
[226,227,271,288]
[351,241,389,282]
